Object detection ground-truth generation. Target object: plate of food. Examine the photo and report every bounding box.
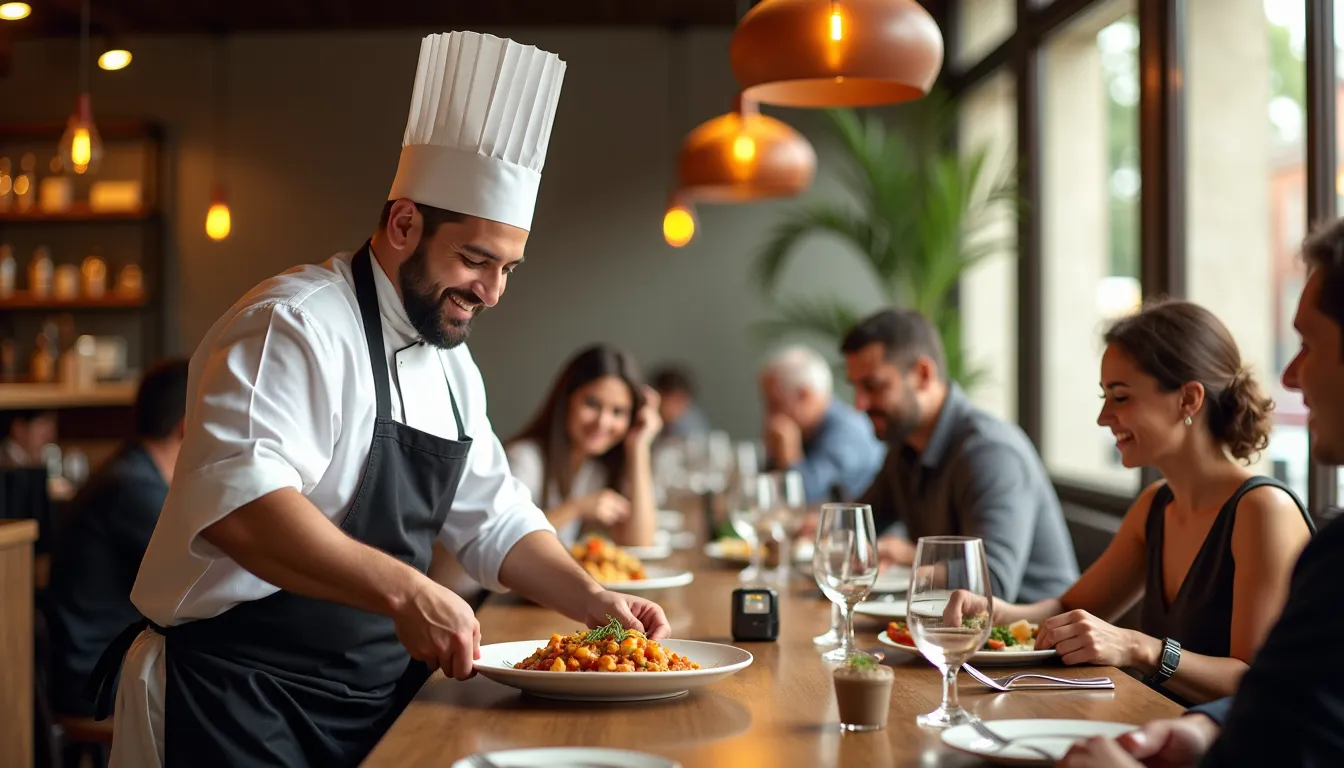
[571,536,692,590]
[704,538,812,565]
[878,620,1057,666]
[451,748,680,768]
[473,617,755,701]
[854,597,906,620]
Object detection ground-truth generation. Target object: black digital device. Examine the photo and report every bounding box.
[731,587,779,642]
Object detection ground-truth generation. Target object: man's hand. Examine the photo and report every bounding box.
[1060,715,1220,768]
[574,489,632,525]
[764,413,804,468]
[877,534,916,568]
[943,589,993,626]
[583,590,671,640]
[391,576,482,681]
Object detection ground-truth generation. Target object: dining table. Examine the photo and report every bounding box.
[362,535,1185,767]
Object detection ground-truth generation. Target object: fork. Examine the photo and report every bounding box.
[962,662,1114,691]
[970,718,1055,760]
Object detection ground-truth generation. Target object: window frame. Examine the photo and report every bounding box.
[938,0,1341,520]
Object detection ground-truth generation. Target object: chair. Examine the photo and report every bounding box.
[34,606,112,768]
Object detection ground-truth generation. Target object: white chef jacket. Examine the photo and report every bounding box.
[109,247,554,767]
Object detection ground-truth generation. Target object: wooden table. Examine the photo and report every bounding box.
[365,546,1184,767]
[0,518,37,768]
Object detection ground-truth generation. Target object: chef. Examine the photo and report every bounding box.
[88,31,670,768]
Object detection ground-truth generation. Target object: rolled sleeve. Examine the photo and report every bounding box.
[951,440,1035,602]
[437,357,555,592]
[175,304,342,559]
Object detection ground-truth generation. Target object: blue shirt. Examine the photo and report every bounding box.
[787,400,886,505]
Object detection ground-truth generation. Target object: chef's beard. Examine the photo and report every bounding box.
[399,242,481,349]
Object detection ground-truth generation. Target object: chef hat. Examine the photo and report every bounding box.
[387,31,566,232]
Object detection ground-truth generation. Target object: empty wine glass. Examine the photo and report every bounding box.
[728,473,773,584]
[813,503,880,663]
[905,536,993,729]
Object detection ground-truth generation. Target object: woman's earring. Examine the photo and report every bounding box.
[1184,415,1193,426]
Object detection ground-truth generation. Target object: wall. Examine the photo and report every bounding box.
[0,28,896,439]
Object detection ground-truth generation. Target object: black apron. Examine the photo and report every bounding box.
[88,243,474,766]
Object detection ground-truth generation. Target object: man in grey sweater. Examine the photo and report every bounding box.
[842,309,1079,603]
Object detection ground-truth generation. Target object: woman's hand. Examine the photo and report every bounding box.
[1034,609,1159,669]
[574,489,632,526]
[626,386,663,452]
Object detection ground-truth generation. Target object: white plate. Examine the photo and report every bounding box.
[855,599,907,619]
[623,543,672,561]
[703,539,812,564]
[451,747,680,768]
[473,639,754,702]
[941,719,1137,765]
[657,509,686,530]
[597,566,694,591]
[877,631,1058,666]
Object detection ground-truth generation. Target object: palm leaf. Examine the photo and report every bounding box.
[752,203,884,296]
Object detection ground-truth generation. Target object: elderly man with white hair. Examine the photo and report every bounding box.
[759,345,886,504]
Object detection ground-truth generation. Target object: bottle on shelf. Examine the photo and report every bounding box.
[0,339,16,382]
[15,152,34,213]
[0,157,12,213]
[30,331,54,383]
[0,243,14,298]
[82,251,107,298]
[54,263,79,300]
[29,246,53,299]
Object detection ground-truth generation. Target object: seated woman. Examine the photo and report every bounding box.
[507,343,661,548]
[985,300,1313,705]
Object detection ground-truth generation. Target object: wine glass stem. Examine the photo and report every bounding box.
[942,665,961,712]
[841,603,857,654]
[830,602,842,631]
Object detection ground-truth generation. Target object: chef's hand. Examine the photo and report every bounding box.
[575,489,631,525]
[626,387,663,451]
[393,576,481,682]
[583,590,671,640]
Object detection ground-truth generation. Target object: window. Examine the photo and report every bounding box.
[958,72,1019,423]
[956,0,1015,69]
[1186,0,1307,500]
[1040,1,1142,493]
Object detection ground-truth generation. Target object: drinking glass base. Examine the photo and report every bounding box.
[839,722,885,732]
[812,628,841,647]
[916,706,976,730]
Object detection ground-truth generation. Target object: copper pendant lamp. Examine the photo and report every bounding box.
[730,0,944,108]
[676,95,816,202]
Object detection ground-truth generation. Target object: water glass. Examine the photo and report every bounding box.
[905,536,992,728]
[813,503,880,663]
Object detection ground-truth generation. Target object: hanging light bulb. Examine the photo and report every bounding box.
[58,93,103,175]
[676,95,816,202]
[662,194,697,248]
[206,185,232,241]
[98,49,132,70]
[0,3,30,20]
[829,1,842,41]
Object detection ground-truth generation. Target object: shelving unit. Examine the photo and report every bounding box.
[0,119,166,392]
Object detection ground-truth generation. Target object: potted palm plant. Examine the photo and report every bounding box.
[751,91,1020,391]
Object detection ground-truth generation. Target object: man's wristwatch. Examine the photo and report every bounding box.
[1146,637,1182,687]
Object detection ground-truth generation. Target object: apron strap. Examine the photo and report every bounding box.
[351,243,394,421]
[437,350,468,442]
[86,616,156,720]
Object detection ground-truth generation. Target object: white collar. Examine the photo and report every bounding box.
[366,244,420,349]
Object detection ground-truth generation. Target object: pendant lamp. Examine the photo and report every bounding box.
[206,36,231,241]
[730,0,944,108]
[676,95,816,202]
[58,0,103,175]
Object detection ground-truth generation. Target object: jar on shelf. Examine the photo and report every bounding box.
[30,332,54,383]
[82,254,107,298]
[116,263,143,298]
[0,339,16,382]
[29,247,53,298]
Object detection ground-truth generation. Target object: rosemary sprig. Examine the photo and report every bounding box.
[844,653,880,671]
[580,614,640,644]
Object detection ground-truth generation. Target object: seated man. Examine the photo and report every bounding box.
[650,365,710,442]
[760,345,885,505]
[45,358,190,717]
[842,309,1079,603]
[1059,218,1344,768]
[0,408,57,467]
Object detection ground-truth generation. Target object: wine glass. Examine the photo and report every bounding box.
[905,536,993,729]
[728,473,773,584]
[813,503,880,663]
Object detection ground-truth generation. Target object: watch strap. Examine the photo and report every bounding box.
[1147,637,1182,687]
